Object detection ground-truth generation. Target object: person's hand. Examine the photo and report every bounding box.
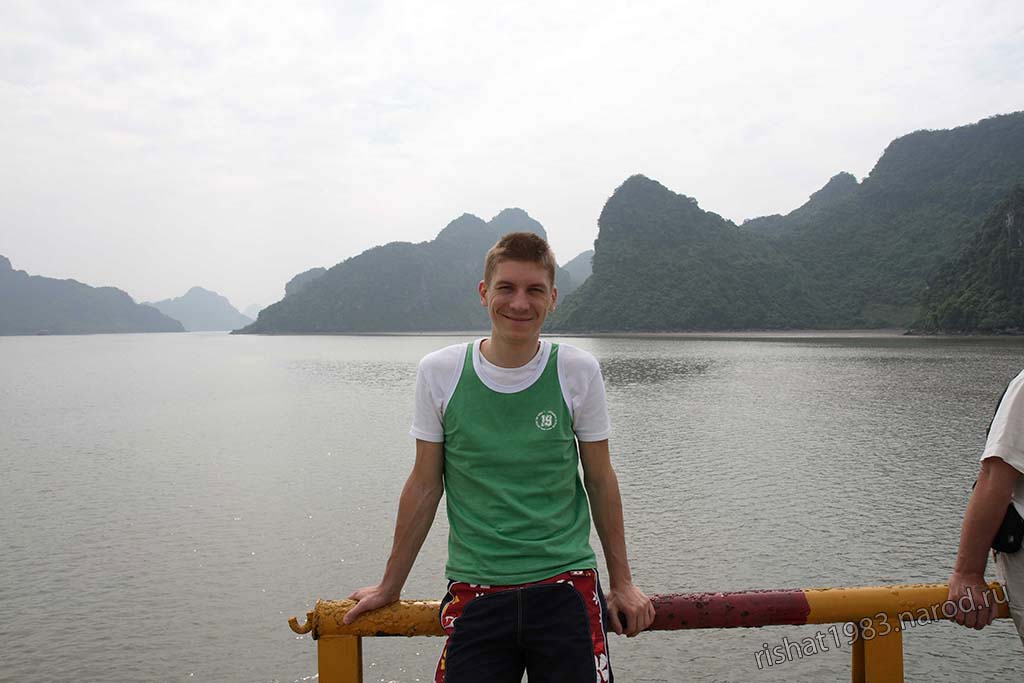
[948,571,998,630]
[343,584,401,624]
[606,583,655,637]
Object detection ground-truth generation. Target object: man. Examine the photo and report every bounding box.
[949,368,1024,643]
[344,232,654,682]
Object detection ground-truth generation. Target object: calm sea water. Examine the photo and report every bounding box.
[2,332,1023,682]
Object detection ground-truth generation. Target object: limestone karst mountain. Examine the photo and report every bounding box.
[238,208,571,333]
[0,256,184,335]
[145,287,253,331]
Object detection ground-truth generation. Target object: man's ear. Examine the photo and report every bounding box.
[550,285,558,312]
[478,279,488,307]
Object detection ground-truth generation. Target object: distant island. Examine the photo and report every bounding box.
[561,249,594,290]
[0,255,183,335]
[8,111,1020,338]
[234,111,1023,336]
[550,112,1024,332]
[235,208,574,334]
[144,286,253,332]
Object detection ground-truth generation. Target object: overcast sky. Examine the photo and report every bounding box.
[2,1,1022,311]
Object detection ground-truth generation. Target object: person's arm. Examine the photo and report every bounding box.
[579,439,655,637]
[948,456,1020,629]
[344,439,445,624]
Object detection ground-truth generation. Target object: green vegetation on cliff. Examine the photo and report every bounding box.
[237,209,571,333]
[914,185,1024,333]
[550,176,829,330]
[553,112,1024,331]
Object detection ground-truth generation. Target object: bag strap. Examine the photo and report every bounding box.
[986,379,1014,436]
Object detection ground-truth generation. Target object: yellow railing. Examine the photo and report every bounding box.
[288,582,1009,682]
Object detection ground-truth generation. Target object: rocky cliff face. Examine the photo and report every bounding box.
[915,185,1024,333]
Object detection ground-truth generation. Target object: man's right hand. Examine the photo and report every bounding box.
[948,571,999,630]
[343,584,401,624]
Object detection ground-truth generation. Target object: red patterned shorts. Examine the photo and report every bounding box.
[435,568,612,682]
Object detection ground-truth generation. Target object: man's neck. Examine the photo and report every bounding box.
[480,335,541,368]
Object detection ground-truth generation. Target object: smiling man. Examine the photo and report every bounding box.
[344,232,653,682]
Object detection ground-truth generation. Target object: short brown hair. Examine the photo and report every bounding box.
[483,232,557,286]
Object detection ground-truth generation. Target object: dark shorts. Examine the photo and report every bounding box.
[434,568,612,683]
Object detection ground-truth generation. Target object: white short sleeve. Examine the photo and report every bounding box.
[556,344,611,442]
[409,343,466,442]
[981,369,1024,516]
[982,369,1024,471]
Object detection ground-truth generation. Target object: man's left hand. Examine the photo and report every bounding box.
[606,583,655,637]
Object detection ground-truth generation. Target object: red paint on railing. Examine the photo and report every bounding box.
[649,590,811,630]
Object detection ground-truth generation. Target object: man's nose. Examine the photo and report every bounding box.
[509,290,530,309]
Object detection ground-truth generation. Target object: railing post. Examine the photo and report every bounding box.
[318,635,363,683]
[851,618,902,683]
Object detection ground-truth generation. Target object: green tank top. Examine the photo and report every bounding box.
[442,342,597,584]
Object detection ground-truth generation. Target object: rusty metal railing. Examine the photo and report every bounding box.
[289,582,1009,682]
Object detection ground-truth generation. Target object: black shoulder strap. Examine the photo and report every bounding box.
[986,379,1014,437]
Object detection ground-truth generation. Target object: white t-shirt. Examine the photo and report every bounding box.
[981,369,1024,516]
[409,339,611,443]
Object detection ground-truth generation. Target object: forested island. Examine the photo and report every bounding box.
[235,111,1023,335]
[6,112,1021,337]
[551,112,1024,332]
[236,208,577,334]
[0,255,183,335]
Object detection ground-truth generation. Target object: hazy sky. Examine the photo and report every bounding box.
[2,1,1022,311]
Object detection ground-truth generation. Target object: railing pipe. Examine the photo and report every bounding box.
[289,582,1009,683]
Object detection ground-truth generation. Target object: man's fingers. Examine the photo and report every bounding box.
[975,599,996,630]
[624,607,649,637]
[343,601,366,625]
[608,610,624,635]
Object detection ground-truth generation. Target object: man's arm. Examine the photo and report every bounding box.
[344,439,445,624]
[948,456,1020,629]
[579,439,655,637]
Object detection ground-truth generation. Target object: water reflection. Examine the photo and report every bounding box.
[288,359,417,388]
[600,357,713,387]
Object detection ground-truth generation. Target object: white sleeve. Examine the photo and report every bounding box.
[981,369,1024,473]
[409,344,465,443]
[557,344,611,442]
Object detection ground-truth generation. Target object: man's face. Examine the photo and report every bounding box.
[478,259,557,343]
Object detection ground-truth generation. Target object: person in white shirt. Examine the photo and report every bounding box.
[949,369,1024,644]
[343,231,654,682]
